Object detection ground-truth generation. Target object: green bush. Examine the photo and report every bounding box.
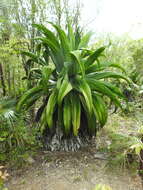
[17,23,129,139]
[0,98,38,166]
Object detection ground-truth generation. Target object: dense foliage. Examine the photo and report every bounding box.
[0,98,38,165]
[0,1,143,183]
[17,23,129,142]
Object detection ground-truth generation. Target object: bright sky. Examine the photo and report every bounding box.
[80,0,143,39]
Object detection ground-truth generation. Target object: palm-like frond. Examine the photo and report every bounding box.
[0,98,17,122]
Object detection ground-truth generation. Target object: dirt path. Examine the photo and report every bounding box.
[6,114,143,190]
[7,149,142,190]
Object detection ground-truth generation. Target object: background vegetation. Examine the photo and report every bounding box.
[0,0,143,189]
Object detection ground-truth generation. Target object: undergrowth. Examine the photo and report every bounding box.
[0,114,41,168]
[0,166,9,190]
[97,113,143,175]
[93,184,112,190]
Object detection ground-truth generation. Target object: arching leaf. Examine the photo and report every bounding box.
[63,96,71,134]
[71,93,81,136]
[92,94,108,127]
[22,51,45,66]
[86,78,122,108]
[17,86,43,111]
[33,24,60,48]
[86,47,105,67]
[70,50,85,77]
[58,74,72,105]
[86,71,130,83]
[78,31,93,49]
[78,79,93,114]
[46,89,58,128]
[49,22,70,61]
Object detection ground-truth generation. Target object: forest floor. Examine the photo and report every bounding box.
[6,113,143,190]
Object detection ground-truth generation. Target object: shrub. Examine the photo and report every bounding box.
[17,23,129,150]
[0,98,38,165]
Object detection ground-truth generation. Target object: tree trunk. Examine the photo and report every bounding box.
[0,63,6,96]
[40,112,96,152]
[42,127,94,152]
[7,64,11,95]
[139,136,143,183]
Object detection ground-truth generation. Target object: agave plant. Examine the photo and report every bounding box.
[17,22,129,151]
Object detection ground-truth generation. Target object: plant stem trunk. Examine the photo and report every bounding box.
[0,63,6,96]
[139,136,143,184]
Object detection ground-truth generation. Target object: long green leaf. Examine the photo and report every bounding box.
[67,23,75,50]
[77,79,93,114]
[33,24,60,48]
[17,86,42,111]
[86,62,126,74]
[41,65,54,91]
[70,50,85,77]
[86,47,105,67]
[71,93,81,136]
[36,37,59,52]
[86,71,130,83]
[24,91,43,110]
[22,51,45,66]
[101,82,125,99]
[87,112,97,133]
[46,89,58,128]
[63,96,71,134]
[75,28,81,49]
[41,65,54,82]
[40,109,47,132]
[92,94,108,127]
[49,23,70,61]
[58,74,72,105]
[86,78,122,108]
[78,31,93,49]
[36,37,64,72]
